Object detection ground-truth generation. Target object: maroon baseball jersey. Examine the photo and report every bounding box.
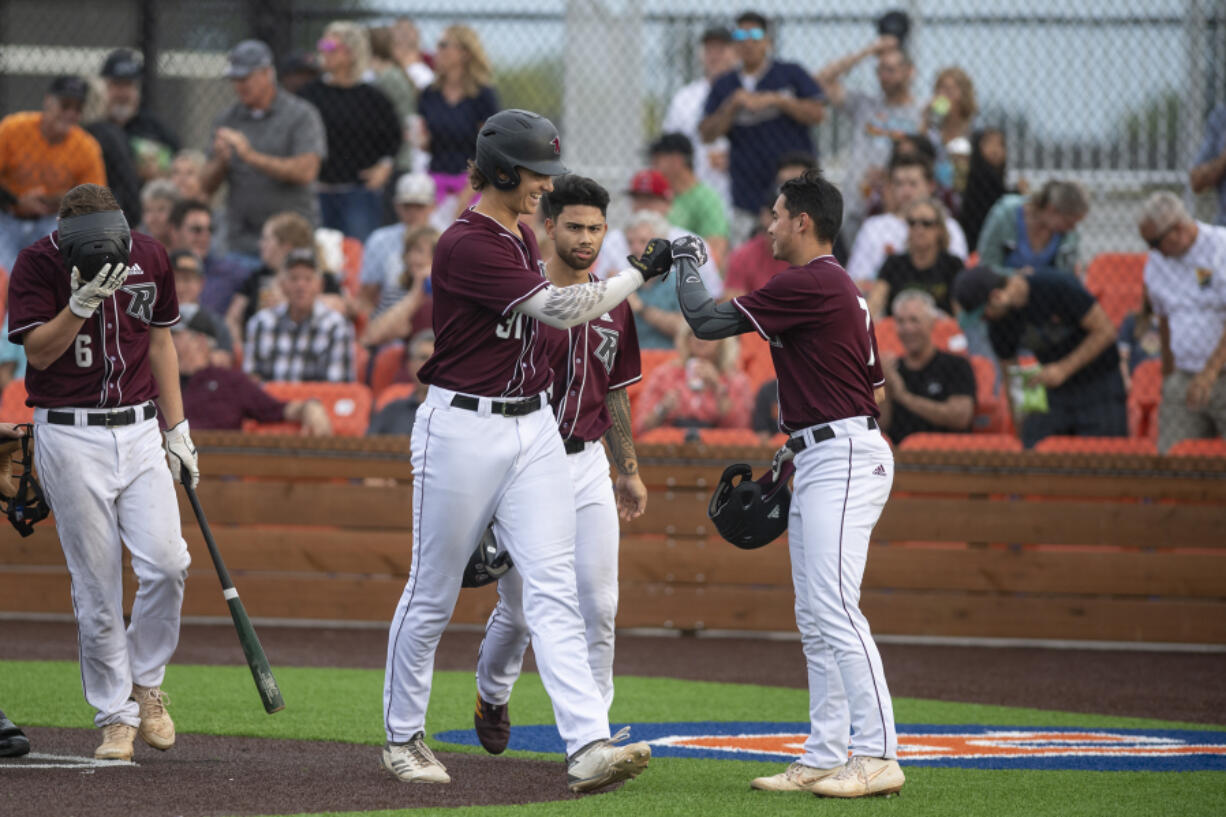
[8,231,180,409]
[182,366,286,430]
[417,210,553,397]
[542,281,641,442]
[733,255,883,432]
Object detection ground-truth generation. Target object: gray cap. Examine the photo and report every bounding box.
[226,40,273,79]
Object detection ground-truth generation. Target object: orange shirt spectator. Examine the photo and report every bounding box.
[635,325,752,435]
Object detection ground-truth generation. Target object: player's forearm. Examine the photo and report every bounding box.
[778,96,825,126]
[517,269,644,329]
[361,291,419,346]
[148,327,185,426]
[676,259,752,340]
[1060,307,1116,377]
[1189,152,1226,193]
[896,391,974,431]
[246,151,320,186]
[699,103,737,143]
[201,157,227,195]
[602,388,639,476]
[22,309,88,370]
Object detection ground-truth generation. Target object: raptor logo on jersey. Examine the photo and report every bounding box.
[593,326,619,374]
[122,283,158,324]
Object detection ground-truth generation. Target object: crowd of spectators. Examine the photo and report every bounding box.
[0,9,1223,452]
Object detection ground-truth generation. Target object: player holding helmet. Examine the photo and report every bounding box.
[380,110,669,793]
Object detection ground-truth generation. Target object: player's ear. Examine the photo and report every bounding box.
[544,218,556,238]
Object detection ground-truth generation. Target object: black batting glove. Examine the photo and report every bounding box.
[628,237,673,282]
[671,235,708,268]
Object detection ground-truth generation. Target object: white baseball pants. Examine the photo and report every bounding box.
[476,439,620,710]
[32,411,190,729]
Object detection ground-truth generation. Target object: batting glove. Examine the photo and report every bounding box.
[627,237,673,282]
[68,263,129,319]
[671,235,708,268]
[164,420,200,489]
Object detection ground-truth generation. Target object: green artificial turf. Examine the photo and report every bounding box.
[2,660,1223,817]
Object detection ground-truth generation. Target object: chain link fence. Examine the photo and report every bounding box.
[1,0,1223,454]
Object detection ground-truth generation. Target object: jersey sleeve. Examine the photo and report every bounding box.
[732,266,814,340]
[608,302,642,390]
[291,98,328,160]
[147,241,181,326]
[703,73,735,117]
[788,63,825,101]
[437,232,548,316]
[7,248,61,340]
[946,355,977,399]
[1051,274,1097,324]
[1142,257,1168,317]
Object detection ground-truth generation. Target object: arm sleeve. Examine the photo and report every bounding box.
[7,251,60,339]
[608,302,643,389]
[845,221,879,282]
[675,258,754,340]
[703,74,733,117]
[292,99,328,160]
[790,64,825,101]
[360,230,392,285]
[976,199,1011,271]
[371,89,404,159]
[947,355,977,399]
[514,269,645,329]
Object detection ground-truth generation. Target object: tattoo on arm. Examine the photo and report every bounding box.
[603,388,638,475]
[541,281,609,323]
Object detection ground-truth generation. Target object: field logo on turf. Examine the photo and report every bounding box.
[434,722,1226,771]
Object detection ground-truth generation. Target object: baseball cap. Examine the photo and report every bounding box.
[172,306,221,341]
[701,26,733,44]
[225,40,274,79]
[101,49,143,80]
[394,173,436,205]
[626,169,672,200]
[649,132,694,159]
[952,266,1007,314]
[169,249,203,275]
[284,246,318,270]
[48,75,89,103]
[876,10,912,45]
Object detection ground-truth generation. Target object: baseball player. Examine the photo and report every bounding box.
[380,110,670,792]
[7,183,196,763]
[673,169,904,797]
[473,175,646,753]
[0,422,32,759]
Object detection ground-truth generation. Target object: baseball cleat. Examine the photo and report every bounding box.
[473,693,510,755]
[811,756,905,798]
[750,761,840,791]
[95,723,138,761]
[132,684,175,750]
[0,709,30,757]
[381,732,451,784]
[566,726,651,793]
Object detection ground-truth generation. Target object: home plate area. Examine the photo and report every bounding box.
[435,722,1226,772]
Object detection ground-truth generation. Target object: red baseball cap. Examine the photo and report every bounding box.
[626,169,672,200]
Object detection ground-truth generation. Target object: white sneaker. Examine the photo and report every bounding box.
[95,723,137,761]
[811,756,905,798]
[381,732,451,784]
[750,761,840,791]
[566,726,651,793]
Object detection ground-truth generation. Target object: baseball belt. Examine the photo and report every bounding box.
[786,416,878,454]
[450,394,542,417]
[46,402,157,428]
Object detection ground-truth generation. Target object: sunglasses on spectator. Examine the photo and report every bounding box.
[732,28,766,41]
[437,39,458,50]
[187,224,212,234]
[174,265,201,275]
[1146,222,1177,250]
[317,38,341,53]
[907,218,939,228]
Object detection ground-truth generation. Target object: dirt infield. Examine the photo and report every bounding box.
[4,621,1224,817]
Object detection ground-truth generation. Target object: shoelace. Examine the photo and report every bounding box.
[407,738,439,766]
[135,688,170,717]
[103,723,132,740]
[830,756,866,781]
[607,726,632,745]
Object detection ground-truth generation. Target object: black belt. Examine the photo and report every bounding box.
[563,438,589,455]
[787,417,878,454]
[450,393,543,417]
[46,402,157,428]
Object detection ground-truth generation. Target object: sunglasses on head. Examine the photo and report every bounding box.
[1146,222,1176,250]
[907,217,939,228]
[732,27,766,41]
[317,38,340,53]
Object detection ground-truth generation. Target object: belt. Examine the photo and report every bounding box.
[563,438,588,455]
[787,417,878,454]
[46,402,157,428]
[450,393,543,417]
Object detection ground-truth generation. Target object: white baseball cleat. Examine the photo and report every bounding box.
[566,726,651,793]
[381,732,451,784]
[811,755,905,798]
[750,761,841,791]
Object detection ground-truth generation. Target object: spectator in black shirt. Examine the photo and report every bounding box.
[958,128,1009,251]
[298,21,403,242]
[99,49,181,181]
[879,290,975,444]
[954,266,1125,448]
[867,197,963,318]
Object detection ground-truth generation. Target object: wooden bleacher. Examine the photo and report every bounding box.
[2,433,1224,644]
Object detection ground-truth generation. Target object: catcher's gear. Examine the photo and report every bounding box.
[0,426,51,538]
[475,109,568,192]
[628,237,673,282]
[57,209,131,283]
[461,525,514,588]
[707,455,796,550]
[670,234,708,268]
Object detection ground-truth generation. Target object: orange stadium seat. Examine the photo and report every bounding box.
[0,379,34,424]
[931,316,968,354]
[1034,435,1157,455]
[738,331,775,390]
[626,348,674,416]
[969,354,1013,435]
[1127,358,1163,439]
[0,265,8,320]
[872,317,903,358]
[1084,252,1145,328]
[340,237,364,297]
[243,381,373,437]
[354,343,370,385]
[374,382,417,413]
[636,427,686,445]
[899,432,1023,452]
[369,342,406,398]
[1166,438,1226,457]
[698,428,763,447]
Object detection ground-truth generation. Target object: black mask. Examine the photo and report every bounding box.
[58,210,131,282]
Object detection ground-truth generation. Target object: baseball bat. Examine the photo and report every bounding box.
[182,478,286,714]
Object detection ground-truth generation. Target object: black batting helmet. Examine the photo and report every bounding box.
[461,524,514,588]
[475,109,568,191]
[708,460,795,550]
